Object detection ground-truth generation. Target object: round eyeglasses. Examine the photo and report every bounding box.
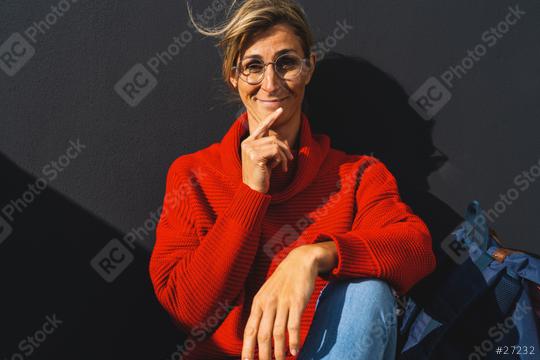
[232,53,310,85]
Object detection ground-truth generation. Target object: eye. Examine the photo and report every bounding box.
[243,61,264,73]
[277,55,300,70]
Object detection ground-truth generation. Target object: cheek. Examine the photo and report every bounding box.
[237,85,254,101]
[291,83,306,99]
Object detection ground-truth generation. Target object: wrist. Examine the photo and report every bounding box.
[314,241,338,275]
[294,242,338,275]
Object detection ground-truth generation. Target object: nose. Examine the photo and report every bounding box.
[260,63,282,93]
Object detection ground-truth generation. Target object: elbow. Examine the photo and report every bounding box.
[148,256,191,331]
[148,252,167,302]
[408,221,437,291]
[418,219,437,275]
[151,276,194,333]
[395,220,437,295]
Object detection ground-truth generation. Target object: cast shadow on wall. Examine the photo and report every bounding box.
[303,52,463,240]
[301,52,465,298]
[0,153,179,360]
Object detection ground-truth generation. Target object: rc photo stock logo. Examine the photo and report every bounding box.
[310,19,353,62]
[408,4,526,120]
[0,0,80,77]
[114,0,230,107]
[90,238,135,283]
[2,313,63,360]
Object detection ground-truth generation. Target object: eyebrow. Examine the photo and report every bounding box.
[242,48,298,60]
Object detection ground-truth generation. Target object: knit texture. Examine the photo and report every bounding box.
[149,111,436,359]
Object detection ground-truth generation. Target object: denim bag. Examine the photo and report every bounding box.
[398,200,540,359]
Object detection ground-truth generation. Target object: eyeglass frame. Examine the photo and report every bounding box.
[231,53,311,85]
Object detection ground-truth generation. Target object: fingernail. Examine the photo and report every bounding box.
[291,348,298,356]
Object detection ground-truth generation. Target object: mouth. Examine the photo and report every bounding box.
[255,96,289,103]
[255,96,290,110]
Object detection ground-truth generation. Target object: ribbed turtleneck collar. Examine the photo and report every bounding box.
[219,111,330,204]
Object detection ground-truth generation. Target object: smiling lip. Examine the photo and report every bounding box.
[256,96,289,102]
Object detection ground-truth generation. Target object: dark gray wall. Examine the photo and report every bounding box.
[1,1,538,358]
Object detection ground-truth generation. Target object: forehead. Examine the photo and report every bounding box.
[242,23,303,59]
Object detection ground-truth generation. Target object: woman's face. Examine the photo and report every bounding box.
[230,23,316,128]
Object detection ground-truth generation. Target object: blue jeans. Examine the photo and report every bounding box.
[298,278,398,360]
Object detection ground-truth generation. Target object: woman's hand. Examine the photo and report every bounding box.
[241,242,337,360]
[241,107,294,193]
[241,246,317,360]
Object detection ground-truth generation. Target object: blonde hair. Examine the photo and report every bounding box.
[187,0,314,97]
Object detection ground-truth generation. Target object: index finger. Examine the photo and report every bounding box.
[247,107,283,140]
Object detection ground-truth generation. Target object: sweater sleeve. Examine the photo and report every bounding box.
[149,160,272,333]
[311,159,436,295]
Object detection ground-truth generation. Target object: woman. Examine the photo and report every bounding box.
[149,1,436,359]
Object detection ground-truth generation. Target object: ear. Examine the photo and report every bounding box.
[229,75,238,89]
[304,53,317,85]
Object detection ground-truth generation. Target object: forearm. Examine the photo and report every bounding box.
[151,182,272,330]
[308,220,436,294]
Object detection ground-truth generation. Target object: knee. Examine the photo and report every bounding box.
[342,278,397,331]
[352,278,395,308]
[348,277,393,295]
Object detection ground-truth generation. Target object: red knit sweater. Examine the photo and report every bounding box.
[149,111,436,359]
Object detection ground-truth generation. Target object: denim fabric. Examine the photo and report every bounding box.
[298,278,398,360]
